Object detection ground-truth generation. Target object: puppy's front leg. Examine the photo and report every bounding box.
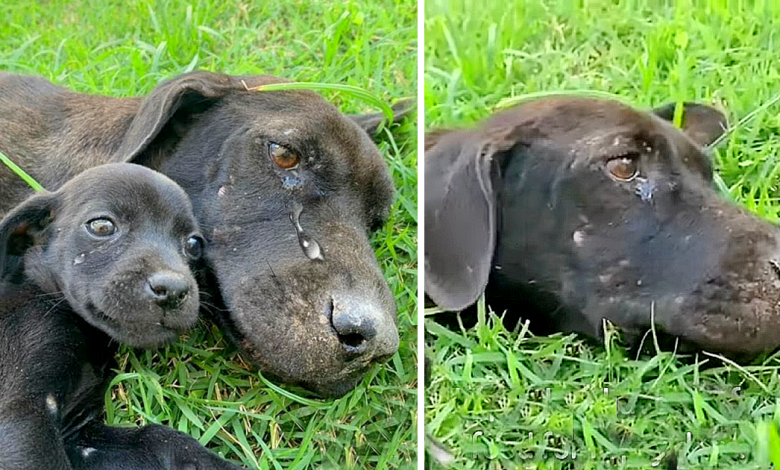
[0,404,73,470]
[66,423,243,470]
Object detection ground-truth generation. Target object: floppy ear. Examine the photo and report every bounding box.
[425,128,457,151]
[0,192,57,280]
[652,102,728,148]
[112,71,283,162]
[424,129,506,311]
[349,98,415,135]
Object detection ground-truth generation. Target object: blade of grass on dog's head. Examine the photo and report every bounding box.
[496,89,631,110]
[0,150,44,192]
[243,81,395,122]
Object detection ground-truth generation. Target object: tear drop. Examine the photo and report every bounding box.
[289,201,324,261]
[635,178,656,203]
[73,253,86,265]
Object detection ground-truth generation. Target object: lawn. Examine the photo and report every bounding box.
[424,1,780,469]
[0,1,417,469]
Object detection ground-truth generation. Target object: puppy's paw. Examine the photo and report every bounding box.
[170,447,244,470]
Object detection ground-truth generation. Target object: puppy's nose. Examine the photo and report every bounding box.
[146,272,190,309]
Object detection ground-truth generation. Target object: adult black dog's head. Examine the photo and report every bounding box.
[426,96,780,359]
[0,163,202,347]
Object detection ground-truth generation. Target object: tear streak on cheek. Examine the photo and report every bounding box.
[635,178,656,203]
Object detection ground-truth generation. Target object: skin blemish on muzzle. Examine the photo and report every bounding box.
[73,253,86,265]
[290,200,324,261]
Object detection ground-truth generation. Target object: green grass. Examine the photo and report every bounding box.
[425,1,780,468]
[0,1,416,468]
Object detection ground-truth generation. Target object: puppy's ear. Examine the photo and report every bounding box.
[424,127,515,311]
[0,192,57,280]
[652,102,728,148]
[348,99,415,136]
[113,71,283,163]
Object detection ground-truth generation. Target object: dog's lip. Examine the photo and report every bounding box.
[85,301,180,336]
[84,301,123,332]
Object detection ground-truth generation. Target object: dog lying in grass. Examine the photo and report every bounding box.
[426,96,780,360]
[0,71,408,397]
[0,163,240,469]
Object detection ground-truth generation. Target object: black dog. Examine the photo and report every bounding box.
[0,164,240,469]
[426,96,780,359]
[0,71,410,397]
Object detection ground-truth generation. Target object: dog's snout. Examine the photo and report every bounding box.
[331,303,377,356]
[329,295,398,359]
[145,272,190,309]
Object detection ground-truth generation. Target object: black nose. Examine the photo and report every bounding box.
[145,272,190,309]
[329,298,378,356]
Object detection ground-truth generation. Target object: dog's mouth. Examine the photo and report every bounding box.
[84,301,123,333]
[83,300,180,347]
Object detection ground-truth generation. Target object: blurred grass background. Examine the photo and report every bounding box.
[425,1,780,469]
[0,1,417,468]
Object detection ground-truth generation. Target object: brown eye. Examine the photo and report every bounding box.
[269,142,299,170]
[606,156,639,181]
[86,218,116,237]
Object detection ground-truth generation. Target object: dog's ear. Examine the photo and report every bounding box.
[0,192,57,280]
[424,127,514,311]
[113,71,283,162]
[425,128,457,151]
[349,99,415,136]
[652,102,728,148]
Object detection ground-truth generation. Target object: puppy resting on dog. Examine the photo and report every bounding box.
[0,163,238,469]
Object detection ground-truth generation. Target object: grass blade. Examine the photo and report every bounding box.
[0,150,44,192]
[243,81,394,122]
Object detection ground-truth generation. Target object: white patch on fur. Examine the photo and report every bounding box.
[81,447,96,458]
[45,394,57,414]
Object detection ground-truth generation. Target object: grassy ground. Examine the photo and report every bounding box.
[425,1,780,469]
[0,1,417,468]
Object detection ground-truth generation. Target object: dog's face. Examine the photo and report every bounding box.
[426,97,780,358]
[0,164,203,348]
[159,89,399,396]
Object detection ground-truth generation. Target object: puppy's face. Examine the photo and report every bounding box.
[0,164,203,347]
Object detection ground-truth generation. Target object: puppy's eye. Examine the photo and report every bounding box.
[269,142,300,170]
[606,156,639,182]
[184,235,205,260]
[86,218,116,237]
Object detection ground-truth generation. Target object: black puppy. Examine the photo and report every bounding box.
[0,163,240,469]
[426,97,780,359]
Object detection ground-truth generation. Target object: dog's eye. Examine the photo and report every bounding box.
[184,235,205,260]
[86,218,116,237]
[606,156,639,182]
[269,142,300,170]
